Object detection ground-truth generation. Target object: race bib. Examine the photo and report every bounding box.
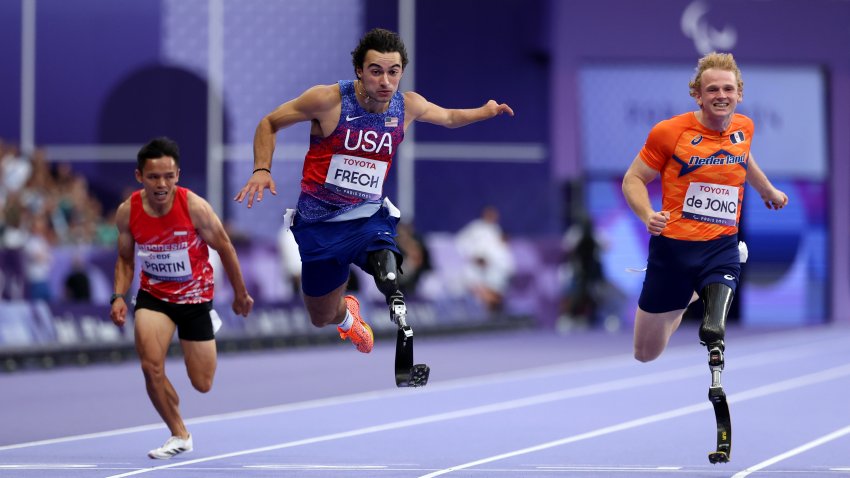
[682,182,739,226]
[138,247,193,282]
[324,154,387,200]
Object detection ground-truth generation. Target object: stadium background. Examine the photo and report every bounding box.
[0,0,848,367]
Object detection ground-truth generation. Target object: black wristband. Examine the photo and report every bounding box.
[110,293,124,305]
[252,168,271,175]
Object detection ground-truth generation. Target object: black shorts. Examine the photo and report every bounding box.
[134,289,215,341]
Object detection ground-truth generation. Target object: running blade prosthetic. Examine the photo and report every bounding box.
[708,386,731,463]
[707,345,731,463]
[391,297,430,387]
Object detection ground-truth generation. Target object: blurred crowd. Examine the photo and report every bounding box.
[0,138,623,329]
[0,138,118,302]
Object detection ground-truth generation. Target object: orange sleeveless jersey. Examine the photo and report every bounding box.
[639,112,753,241]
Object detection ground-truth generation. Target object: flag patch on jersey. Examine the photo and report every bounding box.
[730,131,745,144]
[385,117,398,128]
[173,230,188,236]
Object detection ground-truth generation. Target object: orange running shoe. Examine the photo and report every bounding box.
[338,295,374,353]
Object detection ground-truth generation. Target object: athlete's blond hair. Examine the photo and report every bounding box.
[688,52,744,100]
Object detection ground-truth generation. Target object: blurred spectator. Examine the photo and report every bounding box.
[557,215,625,332]
[19,148,51,216]
[23,214,54,301]
[1,142,32,196]
[64,255,92,302]
[2,192,27,249]
[395,221,432,297]
[95,207,119,247]
[557,215,605,331]
[456,205,515,312]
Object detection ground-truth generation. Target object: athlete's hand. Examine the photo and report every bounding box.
[234,170,277,208]
[232,293,254,317]
[645,210,670,236]
[485,100,514,117]
[761,187,788,210]
[110,298,127,327]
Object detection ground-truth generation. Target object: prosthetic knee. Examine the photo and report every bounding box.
[367,249,406,325]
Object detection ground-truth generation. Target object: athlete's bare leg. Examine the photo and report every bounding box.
[633,292,699,362]
[135,309,189,439]
[182,339,217,393]
[303,282,348,327]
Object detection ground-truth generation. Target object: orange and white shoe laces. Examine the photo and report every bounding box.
[338,295,374,353]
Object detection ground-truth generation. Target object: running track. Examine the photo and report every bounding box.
[1,324,849,477]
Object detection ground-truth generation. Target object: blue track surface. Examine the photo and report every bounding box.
[1,324,849,477]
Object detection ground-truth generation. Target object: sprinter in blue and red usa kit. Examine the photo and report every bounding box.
[234,29,512,386]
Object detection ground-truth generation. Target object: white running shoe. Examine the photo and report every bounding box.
[148,434,193,459]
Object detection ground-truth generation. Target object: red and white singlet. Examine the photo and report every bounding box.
[129,187,214,304]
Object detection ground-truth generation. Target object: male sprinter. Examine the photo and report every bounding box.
[111,137,254,458]
[234,28,512,359]
[622,52,787,462]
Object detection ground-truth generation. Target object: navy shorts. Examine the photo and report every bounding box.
[638,234,741,314]
[134,289,216,341]
[291,206,401,297]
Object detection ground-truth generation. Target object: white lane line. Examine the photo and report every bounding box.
[1,330,843,453]
[536,465,682,471]
[417,363,850,477]
[104,361,850,478]
[246,464,388,470]
[731,424,850,477]
[0,464,97,469]
[0,337,705,453]
[0,351,648,452]
[100,364,713,477]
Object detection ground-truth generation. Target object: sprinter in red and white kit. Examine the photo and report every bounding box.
[110,137,253,459]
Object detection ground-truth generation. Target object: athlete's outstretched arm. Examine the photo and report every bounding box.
[746,153,788,210]
[189,192,254,317]
[403,91,513,129]
[622,155,669,235]
[110,200,135,327]
[234,84,341,208]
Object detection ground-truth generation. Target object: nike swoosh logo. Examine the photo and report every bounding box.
[346,114,365,121]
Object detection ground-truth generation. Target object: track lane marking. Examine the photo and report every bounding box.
[101,356,850,477]
[418,363,850,477]
[731,424,850,477]
[3,328,843,453]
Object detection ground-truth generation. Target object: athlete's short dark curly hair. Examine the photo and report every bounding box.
[137,137,180,171]
[351,28,409,74]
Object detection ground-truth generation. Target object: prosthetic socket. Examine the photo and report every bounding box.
[699,283,734,385]
[367,249,407,326]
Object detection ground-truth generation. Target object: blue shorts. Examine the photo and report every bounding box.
[290,206,401,297]
[638,234,741,313]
